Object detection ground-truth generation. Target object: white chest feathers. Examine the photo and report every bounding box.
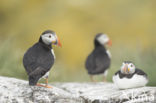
[51,49,56,59]
[113,74,148,89]
[42,71,49,79]
[106,50,111,58]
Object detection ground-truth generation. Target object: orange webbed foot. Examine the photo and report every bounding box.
[36,83,52,88]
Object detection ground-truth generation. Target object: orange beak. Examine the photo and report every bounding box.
[107,40,112,46]
[57,36,62,47]
[124,67,127,74]
[124,64,128,74]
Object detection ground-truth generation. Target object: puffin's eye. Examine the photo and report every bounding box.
[49,35,51,38]
[131,64,133,67]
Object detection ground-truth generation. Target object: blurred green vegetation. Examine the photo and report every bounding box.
[0,0,156,85]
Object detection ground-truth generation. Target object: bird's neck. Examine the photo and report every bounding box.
[94,39,106,50]
[39,37,52,50]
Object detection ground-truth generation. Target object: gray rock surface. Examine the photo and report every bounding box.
[0,76,81,103]
[0,76,156,103]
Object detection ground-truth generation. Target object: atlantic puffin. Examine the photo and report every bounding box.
[85,33,112,82]
[23,30,61,88]
[113,61,148,89]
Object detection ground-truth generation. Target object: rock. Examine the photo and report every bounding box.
[0,76,156,103]
[55,83,156,103]
[0,76,82,103]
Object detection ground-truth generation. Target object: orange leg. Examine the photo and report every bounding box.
[36,78,52,88]
[45,78,52,88]
[36,83,46,87]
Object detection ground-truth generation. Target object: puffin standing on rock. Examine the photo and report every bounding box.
[85,33,112,82]
[23,30,61,88]
[113,61,148,89]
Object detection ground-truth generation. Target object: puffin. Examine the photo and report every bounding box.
[113,61,148,89]
[85,33,112,82]
[23,30,61,88]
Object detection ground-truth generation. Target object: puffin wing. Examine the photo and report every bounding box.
[135,68,148,78]
[23,43,54,75]
[23,43,54,85]
[85,53,95,74]
[23,44,39,75]
[91,52,110,74]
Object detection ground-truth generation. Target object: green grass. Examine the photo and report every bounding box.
[0,39,156,86]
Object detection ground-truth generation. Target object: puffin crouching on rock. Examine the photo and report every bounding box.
[23,30,61,88]
[85,33,112,82]
[113,61,148,89]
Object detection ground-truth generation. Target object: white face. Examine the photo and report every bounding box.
[120,62,136,74]
[97,34,110,45]
[41,33,57,45]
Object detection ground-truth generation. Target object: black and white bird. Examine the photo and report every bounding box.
[23,30,61,88]
[85,33,112,82]
[113,61,148,89]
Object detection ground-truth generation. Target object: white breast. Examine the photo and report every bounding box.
[106,50,111,58]
[113,74,148,89]
[42,71,49,79]
[104,70,108,77]
[51,49,56,59]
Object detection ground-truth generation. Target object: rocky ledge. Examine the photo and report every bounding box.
[0,76,156,103]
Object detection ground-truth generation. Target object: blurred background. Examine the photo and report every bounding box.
[0,0,155,85]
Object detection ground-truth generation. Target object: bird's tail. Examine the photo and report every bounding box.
[28,67,47,86]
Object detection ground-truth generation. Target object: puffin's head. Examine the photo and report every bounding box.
[95,33,112,47]
[40,30,62,47]
[120,61,136,74]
